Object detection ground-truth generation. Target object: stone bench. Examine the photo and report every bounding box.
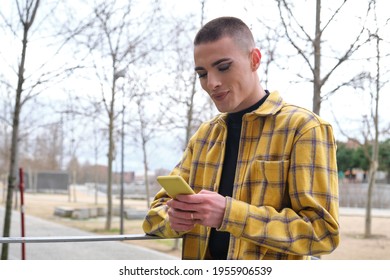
[54,206,106,219]
[53,207,74,218]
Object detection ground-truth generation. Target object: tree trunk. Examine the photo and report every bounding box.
[364,32,381,238]
[105,85,115,231]
[364,162,376,237]
[1,107,20,260]
[142,142,150,208]
[1,17,30,261]
[313,0,322,115]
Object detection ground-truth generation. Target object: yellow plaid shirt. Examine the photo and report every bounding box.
[143,91,340,260]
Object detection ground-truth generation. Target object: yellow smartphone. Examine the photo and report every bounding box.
[156,175,195,199]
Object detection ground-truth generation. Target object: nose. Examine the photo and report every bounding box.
[206,72,221,91]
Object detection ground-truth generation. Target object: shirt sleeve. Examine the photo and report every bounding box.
[141,189,182,237]
[142,139,194,238]
[218,123,340,256]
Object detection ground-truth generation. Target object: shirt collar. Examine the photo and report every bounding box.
[251,91,284,117]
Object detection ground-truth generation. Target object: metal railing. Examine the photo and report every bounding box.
[0,234,174,244]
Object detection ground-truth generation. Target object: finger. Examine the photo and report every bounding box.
[175,190,216,205]
[169,215,193,225]
[175,194,199,203]
[168,199,200,212]
[168,211,196,231]
[168,208,195,223]
[170,222,195,232]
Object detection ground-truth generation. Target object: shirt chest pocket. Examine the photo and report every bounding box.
[242,160,290,209]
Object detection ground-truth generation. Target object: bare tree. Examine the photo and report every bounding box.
[362,0,390,237]
[276,0,371,115]
[75,0,162,230]
[1,0,41,260]
[0,0,84,259]
[332,0,390,238]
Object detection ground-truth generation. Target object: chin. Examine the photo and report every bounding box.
[216,107,229,113]
[214,103,232,113]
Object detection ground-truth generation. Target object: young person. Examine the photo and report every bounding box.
[143,16,339,260]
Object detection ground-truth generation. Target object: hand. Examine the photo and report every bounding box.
[166,190,226,232]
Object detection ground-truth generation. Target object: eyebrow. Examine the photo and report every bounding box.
[194,58,231,71]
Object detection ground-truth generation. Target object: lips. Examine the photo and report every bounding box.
[211,91,229,101]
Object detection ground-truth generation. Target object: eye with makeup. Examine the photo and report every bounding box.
[197,62,233,79]
[195,60,232,79]
[217,62,232,72]
[197,71,207,79]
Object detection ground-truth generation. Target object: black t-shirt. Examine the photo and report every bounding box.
[208,92,269,260]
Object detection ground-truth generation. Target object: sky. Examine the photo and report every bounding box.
[1,0,389,174]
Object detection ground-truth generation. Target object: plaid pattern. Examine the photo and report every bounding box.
[143,91,339,260]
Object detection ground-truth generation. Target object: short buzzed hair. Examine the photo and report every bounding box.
[194,17,255,52]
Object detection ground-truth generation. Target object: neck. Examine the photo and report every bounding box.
[238,83,267,113]
[229,89,269,121]
[246,80,266,110]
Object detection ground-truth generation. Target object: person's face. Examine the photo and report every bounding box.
[194,36,261,113]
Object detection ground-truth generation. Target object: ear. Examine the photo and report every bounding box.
[250,48,261,71]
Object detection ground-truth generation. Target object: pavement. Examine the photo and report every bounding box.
[0,206,179,260]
